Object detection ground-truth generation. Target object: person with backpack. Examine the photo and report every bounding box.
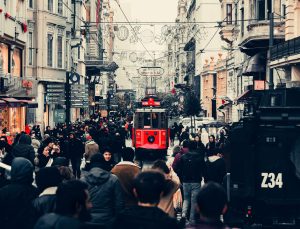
[174,140,206,225]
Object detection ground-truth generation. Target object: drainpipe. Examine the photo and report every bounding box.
[269,12,274,90]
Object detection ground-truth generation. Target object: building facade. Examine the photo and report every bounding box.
[0,0,38,134]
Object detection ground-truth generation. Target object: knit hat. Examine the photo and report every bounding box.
[36,167,62,191]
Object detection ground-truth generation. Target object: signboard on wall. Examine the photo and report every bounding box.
[54,109,66,123]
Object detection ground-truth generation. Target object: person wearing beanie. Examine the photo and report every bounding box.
[33,167,63,219]
[0,158,38,229]
[11,133,36,165]
[81,153,124,227]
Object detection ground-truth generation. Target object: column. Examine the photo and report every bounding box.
[36,83,45,133]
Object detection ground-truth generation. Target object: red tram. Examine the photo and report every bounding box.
[132,96,169,159]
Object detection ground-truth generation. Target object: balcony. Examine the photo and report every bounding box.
[219,24,239,44]
[239,20,285,56]
[270,36,300,61]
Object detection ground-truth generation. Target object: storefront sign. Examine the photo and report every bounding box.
[54,109,65,123]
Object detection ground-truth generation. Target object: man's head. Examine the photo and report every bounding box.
[133,171,165,206]
[122,147,135,162]
[35,167,62,192]
[196,182,227,220]
[11,158,34,184]
[55,180,92,222]
[188,140,198,151]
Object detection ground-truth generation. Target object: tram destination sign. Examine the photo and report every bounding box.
[138,67,164,77]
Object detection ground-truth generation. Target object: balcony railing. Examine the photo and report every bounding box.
[270,36,300,61]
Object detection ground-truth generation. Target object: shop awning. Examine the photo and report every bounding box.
[0,98,27,107]
[0,98,38,108]
[234,90,252,103]
[17,100,38,108]
[0,100,6,107]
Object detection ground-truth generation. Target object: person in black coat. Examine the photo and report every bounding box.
[206,135,217,157]
[33,167,63,219]
[11,134,35,165]
[113,171,183,229]
[0,158,38,229]
[68,132,84,178]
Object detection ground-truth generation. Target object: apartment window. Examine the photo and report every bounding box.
[226,4,233,24]
[28,32,33,65]
[48,0,53,12]
[47,34,53,67]
[58,0,63,15]
[65,40,69,69]
[256,0,272,21]
[57,36,63,68]
[241,7,245,36]
[29,0,33,8]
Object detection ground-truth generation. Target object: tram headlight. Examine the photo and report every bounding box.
[148,136,155,143]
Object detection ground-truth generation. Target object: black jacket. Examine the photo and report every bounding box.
[113,205,182,229]
[205,156,226,184]
[12,134,35,165]
[34,213,81,229]
[0,158,38,229]
[175,150,206,183]
[81,167,124,225]
[33,187,57,219]
[68,138,84,159]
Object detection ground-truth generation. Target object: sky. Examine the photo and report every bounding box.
[111,0,179,90]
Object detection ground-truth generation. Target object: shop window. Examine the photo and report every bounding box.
[57,36,63,68]
[47,34,53,67]
[12,48,22,77]
[0,43,9,75]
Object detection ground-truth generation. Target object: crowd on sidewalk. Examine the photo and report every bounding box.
[0,117,230,229]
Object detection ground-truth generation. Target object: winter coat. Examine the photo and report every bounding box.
[33,187,57,219]
[12,134,35,165]
[0,158,38,229]
[68,138,84,159]
[84,140,99,162]
[172,147,189,171]
[111,161,141,206]
[175,150,206,183]
[205,155,226,184]
[113,205,182,229]
[186,220,231,229]
[81,167,124,225]
[34,213,81,229]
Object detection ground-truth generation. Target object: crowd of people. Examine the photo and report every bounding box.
[0,118,230,229]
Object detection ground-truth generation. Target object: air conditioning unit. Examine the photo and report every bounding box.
[0,77,9,92]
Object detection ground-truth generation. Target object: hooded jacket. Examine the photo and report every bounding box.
[12,134,35,165]
[81,167,124,225]
[84,140,99,162]
[205,155,226,184]
[111,161,141,206]
[0,158,38,229]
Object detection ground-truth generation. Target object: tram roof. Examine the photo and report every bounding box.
[135,108,166,113]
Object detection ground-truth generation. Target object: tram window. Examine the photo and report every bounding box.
[136,113,143,128]
[144,113,151,128]
[152,113,159,128]
[290,137,300,180]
